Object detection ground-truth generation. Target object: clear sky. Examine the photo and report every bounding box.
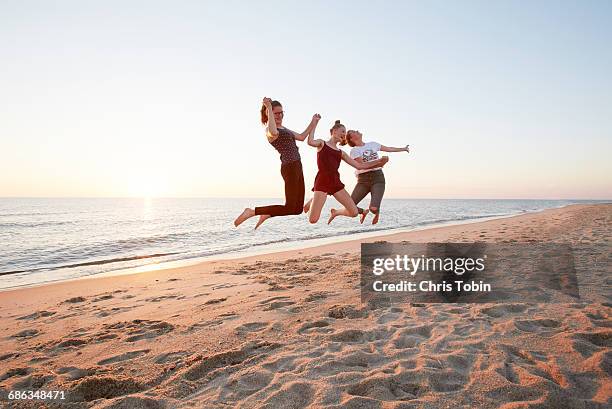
[1,0,611,199]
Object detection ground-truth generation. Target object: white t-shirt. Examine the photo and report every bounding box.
[350,141,382,175]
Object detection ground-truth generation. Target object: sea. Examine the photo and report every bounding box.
[1,198,607,290]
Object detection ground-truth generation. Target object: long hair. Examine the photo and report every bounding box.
[260,100,282,125]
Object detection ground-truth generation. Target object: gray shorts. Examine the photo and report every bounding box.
[350,170,386,214]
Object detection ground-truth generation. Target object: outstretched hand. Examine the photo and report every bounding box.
[312,113,321,122]
[262,97,272,108]
[405,145,410,153]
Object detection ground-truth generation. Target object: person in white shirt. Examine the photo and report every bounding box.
[343,130,409,224]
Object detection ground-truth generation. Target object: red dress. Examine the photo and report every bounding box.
[312,143,345,195]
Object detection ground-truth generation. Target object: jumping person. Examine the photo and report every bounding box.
[303,119,389,224]
[234,97,320,229]
[344,129,409,224]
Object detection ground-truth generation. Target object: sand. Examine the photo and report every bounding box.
[0,204,610,408]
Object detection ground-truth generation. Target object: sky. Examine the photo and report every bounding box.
[1,0,611,199]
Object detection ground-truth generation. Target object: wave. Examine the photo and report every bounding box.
[6,230,223,269]
[0,211,77,218]
[0,221,75,228]
[0,252,181,276]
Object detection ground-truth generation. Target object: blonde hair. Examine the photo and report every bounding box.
[330,119,344,134]
[330,120,347,145]
[345,130,358,147]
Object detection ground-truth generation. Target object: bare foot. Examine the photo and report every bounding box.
[327,208,339,225]
[372,212,380,225]
[234,208,255,227]
[303,198,312,214]
[359,208,370,224]
[254,214,271,230]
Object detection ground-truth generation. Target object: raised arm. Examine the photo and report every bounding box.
[380,144,409,153]
[263,97,279,142]
[342,152,389,170]
[307,114,324,148]
[291,116,318,141]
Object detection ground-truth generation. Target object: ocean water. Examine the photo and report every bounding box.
[0,198,606,290]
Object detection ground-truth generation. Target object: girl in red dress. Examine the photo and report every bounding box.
[304,119,389,224]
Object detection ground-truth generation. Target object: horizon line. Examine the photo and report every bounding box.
[1,196,611,201]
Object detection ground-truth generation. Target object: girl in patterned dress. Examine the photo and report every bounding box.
[234,97,320,229]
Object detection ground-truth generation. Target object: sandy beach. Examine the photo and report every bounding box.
[0,204,610,408]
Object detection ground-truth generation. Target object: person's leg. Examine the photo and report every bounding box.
[253,162,302,228]
[359,208,370,224]
[303,198,312,214]
[369,171,386,225]
[256,162,305,229]
[290,162,305,214]
[350,178,372,224]
[254,163,293,216]
[308,191,328,224]
[254,214,271,229]
[328,189,360,224]
[234,207,256,227]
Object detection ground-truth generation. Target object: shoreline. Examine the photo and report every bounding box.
[0,203,605,300]
[0,204,572,292]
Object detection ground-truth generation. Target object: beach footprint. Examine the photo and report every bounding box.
[258,381,315,409]
[480,304,527,318]
[16,310,56,321]
[298,320,331,334]
[235,322,269,333]
[11,329,40,339]
[101,319,175,343]
[154,351,190,364]
[97,349,150,365]
[259,296,296,311]
[513,318,561,333]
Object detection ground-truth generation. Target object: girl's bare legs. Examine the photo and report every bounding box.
[359,208,370,224]
[328,189,359,224]
[303,198,312,214]
[370,206,380,225]
[234,208,255,227]
[308,191,328,224]
[254,214,271,229]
